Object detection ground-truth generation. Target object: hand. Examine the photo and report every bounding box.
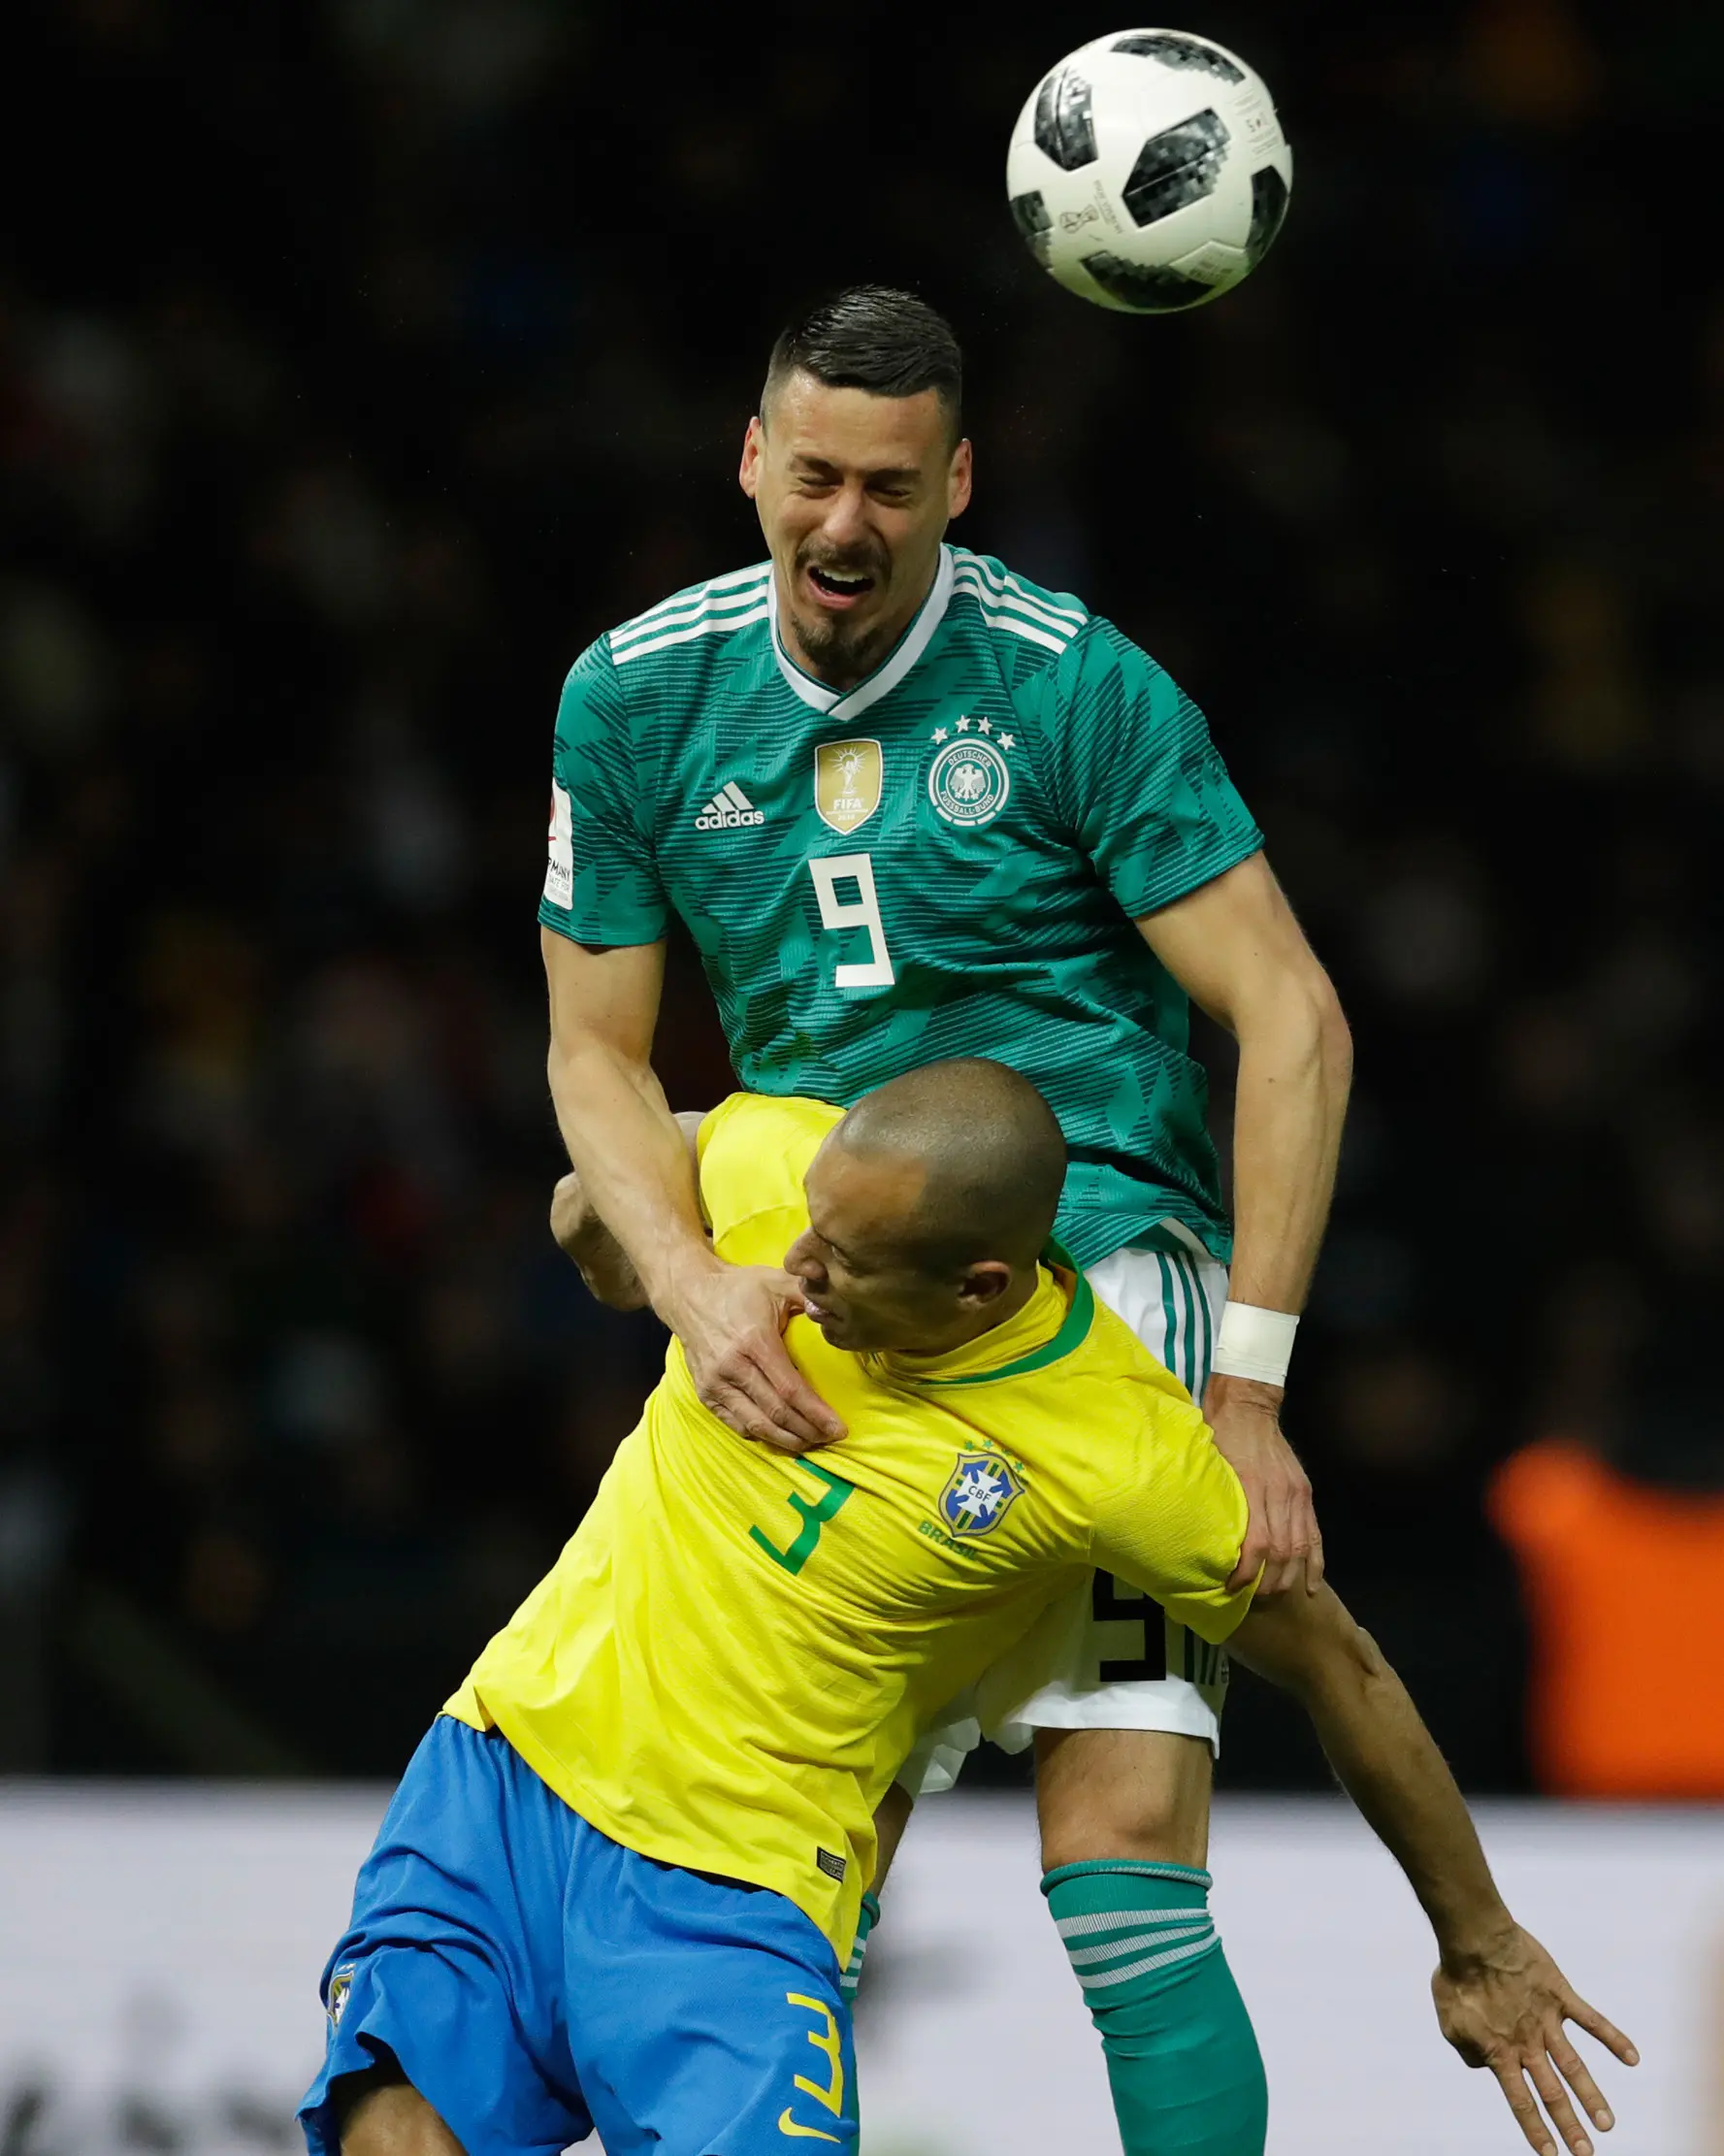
[1433,1924,1638,2156]
[1201,1375,1321,1595]
[663,1257,846,1454]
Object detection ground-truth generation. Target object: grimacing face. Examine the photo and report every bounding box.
[783,1132,1010,1355]
[738,371,972,688]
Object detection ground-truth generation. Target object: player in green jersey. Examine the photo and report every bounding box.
[541,289,1354,2156]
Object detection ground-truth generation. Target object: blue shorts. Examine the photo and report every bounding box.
[299,1715,858,2156]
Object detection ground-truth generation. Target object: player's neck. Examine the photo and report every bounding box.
[893,1266,1043,1361]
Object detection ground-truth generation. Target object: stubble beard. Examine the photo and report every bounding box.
[790,604,894,688]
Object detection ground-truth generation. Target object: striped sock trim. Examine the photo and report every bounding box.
[1076,1931,1221,1989]
[1044,1861,1221,1995]
[838,1891,881,2006]
[1065,1922,1215,1967]
[1056,1907,1213,1942]
[1041,1860,1212,1896]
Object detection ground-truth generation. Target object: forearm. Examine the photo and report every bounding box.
[1294,1625,1513,1968]
[546,1030,717,1318]
[1225,970,1350,1315]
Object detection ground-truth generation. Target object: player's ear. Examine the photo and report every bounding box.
[739,415,764,499]
[958,1259,1011,1309]
[947,437,973,519]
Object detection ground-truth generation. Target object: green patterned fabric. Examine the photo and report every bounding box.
[541,545,1262,1265]
[1044,1861,1267,2156]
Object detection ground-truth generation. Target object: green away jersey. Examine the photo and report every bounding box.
[540,545,1263,1265]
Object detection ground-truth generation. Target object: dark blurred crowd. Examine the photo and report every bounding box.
[3,0,1720,1782]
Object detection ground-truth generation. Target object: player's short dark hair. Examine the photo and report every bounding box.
[835,1059,1065,1275]
[763,286,963,441]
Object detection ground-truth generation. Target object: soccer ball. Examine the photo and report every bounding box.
[1006,28,1292,313]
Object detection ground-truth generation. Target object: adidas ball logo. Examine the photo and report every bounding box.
[695,781,764,831]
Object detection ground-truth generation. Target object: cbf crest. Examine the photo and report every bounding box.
[926,715,1015,830]
[815,738,883,834]
[939,1452,1024,1538]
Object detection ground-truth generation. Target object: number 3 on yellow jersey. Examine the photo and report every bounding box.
[750,1462,857,1577]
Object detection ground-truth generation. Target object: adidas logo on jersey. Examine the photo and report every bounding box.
[695,782,765,831]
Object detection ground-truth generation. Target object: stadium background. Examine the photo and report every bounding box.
[4,0,1724,2148]
[8,0,1723,1787]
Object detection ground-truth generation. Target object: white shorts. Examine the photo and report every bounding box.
[902,1235,1231,1797]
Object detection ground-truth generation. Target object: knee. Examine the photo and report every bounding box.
[1035,1727,1212,1873]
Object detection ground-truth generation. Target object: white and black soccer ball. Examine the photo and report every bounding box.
[1006,28,1292,314]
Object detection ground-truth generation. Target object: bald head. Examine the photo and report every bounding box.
[834,1059,1066,1269]
[785,1061,1068,1355]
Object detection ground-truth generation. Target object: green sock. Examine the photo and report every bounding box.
[1042,1860,1266,2156]
[839,1890,880,2007]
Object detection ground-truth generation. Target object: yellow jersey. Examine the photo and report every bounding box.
[447,1094,1252,1961]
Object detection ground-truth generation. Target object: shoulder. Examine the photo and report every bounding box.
[945,554,1171,723]
[699,1091,843,1164]
[556,563,774,743]
[698,1093,844,1248]
[1025,610,1194,771]
[605,562,774,672]
[947,547,1090,673]
[1081,1295,1199,1403]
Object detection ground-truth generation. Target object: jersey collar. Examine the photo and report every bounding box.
[767,544,956,721]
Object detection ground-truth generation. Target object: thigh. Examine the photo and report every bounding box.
[298,1717,593,2156]
[565,1826,859,2156]
[1035,1724,1214,1871]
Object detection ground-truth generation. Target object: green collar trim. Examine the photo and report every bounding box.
[913,1242,1095,1388]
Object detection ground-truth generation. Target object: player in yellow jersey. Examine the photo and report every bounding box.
[301,1062,1634,2156]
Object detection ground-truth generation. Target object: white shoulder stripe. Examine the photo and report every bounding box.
[954,570,1081,643]
[954,550,1087,628]
[611,581,767,652]
[959,549,1088,625]
[611,566,770,648]
[958,591,1068,655]
[612,603,770,666]
[611,576,770,651]
[956,566,1086,637]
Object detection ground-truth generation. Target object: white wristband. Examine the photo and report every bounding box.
[1211,1302,1299,1388]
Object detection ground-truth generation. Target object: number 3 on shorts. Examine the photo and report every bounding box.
[809,854,895,990]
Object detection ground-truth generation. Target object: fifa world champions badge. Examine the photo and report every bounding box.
[939,1452,1024,1537]
[815,739,884,835]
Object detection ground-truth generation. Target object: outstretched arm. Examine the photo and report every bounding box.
[1229,1585,1638,2156]
[1137,851,1351,1595]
